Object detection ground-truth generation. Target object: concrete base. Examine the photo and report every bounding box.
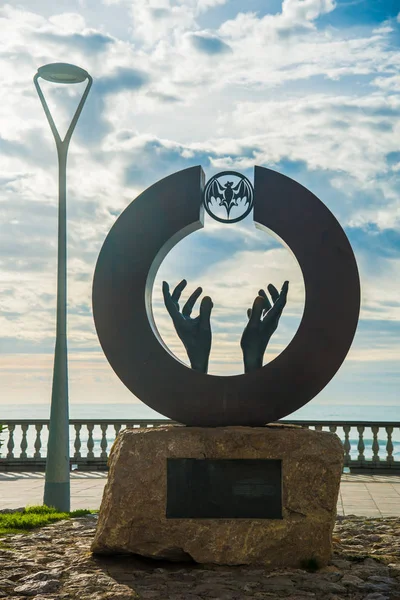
[92,425,343,568]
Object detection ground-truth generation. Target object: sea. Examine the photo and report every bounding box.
[2,403,400,462]
[3,401,400,423]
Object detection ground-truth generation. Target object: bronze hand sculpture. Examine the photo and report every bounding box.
[241,281,289,373]
[162,280,213,374]
[163,279,288,375]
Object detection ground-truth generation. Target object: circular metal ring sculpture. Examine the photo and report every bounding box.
[92,166,360,426]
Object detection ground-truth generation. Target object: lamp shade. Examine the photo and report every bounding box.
[37,63,89,84]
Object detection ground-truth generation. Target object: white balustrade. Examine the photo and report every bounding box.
[0,420,399,471]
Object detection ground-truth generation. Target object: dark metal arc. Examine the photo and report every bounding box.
[92,165,360,426]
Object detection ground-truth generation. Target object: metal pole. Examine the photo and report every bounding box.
[44,144,69,511]
[34,71,92,511]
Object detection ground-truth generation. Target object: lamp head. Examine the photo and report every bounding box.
[37,63,89,84]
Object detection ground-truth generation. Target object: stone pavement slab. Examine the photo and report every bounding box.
[337,474,400,518]
[0,472,106,511]
[0,472,400,516]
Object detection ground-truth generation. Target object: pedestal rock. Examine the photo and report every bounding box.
[91,425,343,568]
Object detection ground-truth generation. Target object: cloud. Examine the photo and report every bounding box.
[126,1,197,46]
[373,74,400,92]
[219,0,336,42]
[97,67,150,94]
[197,0,228,11]
[35,30,115,55]
[189,32,231,54]
[147,91,181,103]
[282,0,336,22]
[1,0,400,407]
[0,352,143,405]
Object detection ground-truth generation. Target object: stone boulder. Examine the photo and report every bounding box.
[92,425,343,567]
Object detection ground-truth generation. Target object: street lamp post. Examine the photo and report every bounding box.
[34,63,92,512]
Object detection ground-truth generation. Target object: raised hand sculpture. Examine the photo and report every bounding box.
[241,281,289,373]
[162,280,213,374]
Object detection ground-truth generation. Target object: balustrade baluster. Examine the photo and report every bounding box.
[100,424,108,459]
[385,426,394,464]
[20,424,29,459]
[357,425,365,464]
[372,426,380,464]
[329,425,337,434]
[7,424,15,459]
[74,424,82,459]
[315,425,323,431]
[343,425,351,466]
[87,424,95,459]
[114,423,121,437]
[34,424,43,458]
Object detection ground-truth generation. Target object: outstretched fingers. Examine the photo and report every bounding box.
[267,283,280,303]
[274,280,289,309]
[258,288,272,318]
[162,281,179,320]
[279,280,289,303]
[199,296,213,329]
[182,287,202,317]
[267,281,289,319]
[259,289,272,309]
[248,295,264,326]
[171,279,187,303]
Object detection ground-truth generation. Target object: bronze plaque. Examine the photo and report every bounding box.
[166,458,282,519]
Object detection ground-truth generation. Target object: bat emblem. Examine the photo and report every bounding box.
[203,171,254,223]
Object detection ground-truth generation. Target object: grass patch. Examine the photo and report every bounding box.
[0,505,96,536]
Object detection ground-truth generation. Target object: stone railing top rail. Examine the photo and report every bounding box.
[2,419,400,427]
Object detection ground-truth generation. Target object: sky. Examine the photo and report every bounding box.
[0,0,399,416]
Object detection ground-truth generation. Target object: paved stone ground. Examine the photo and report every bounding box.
[0,472,400,516]
[1,514,400,599]
[0,472,105,511]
